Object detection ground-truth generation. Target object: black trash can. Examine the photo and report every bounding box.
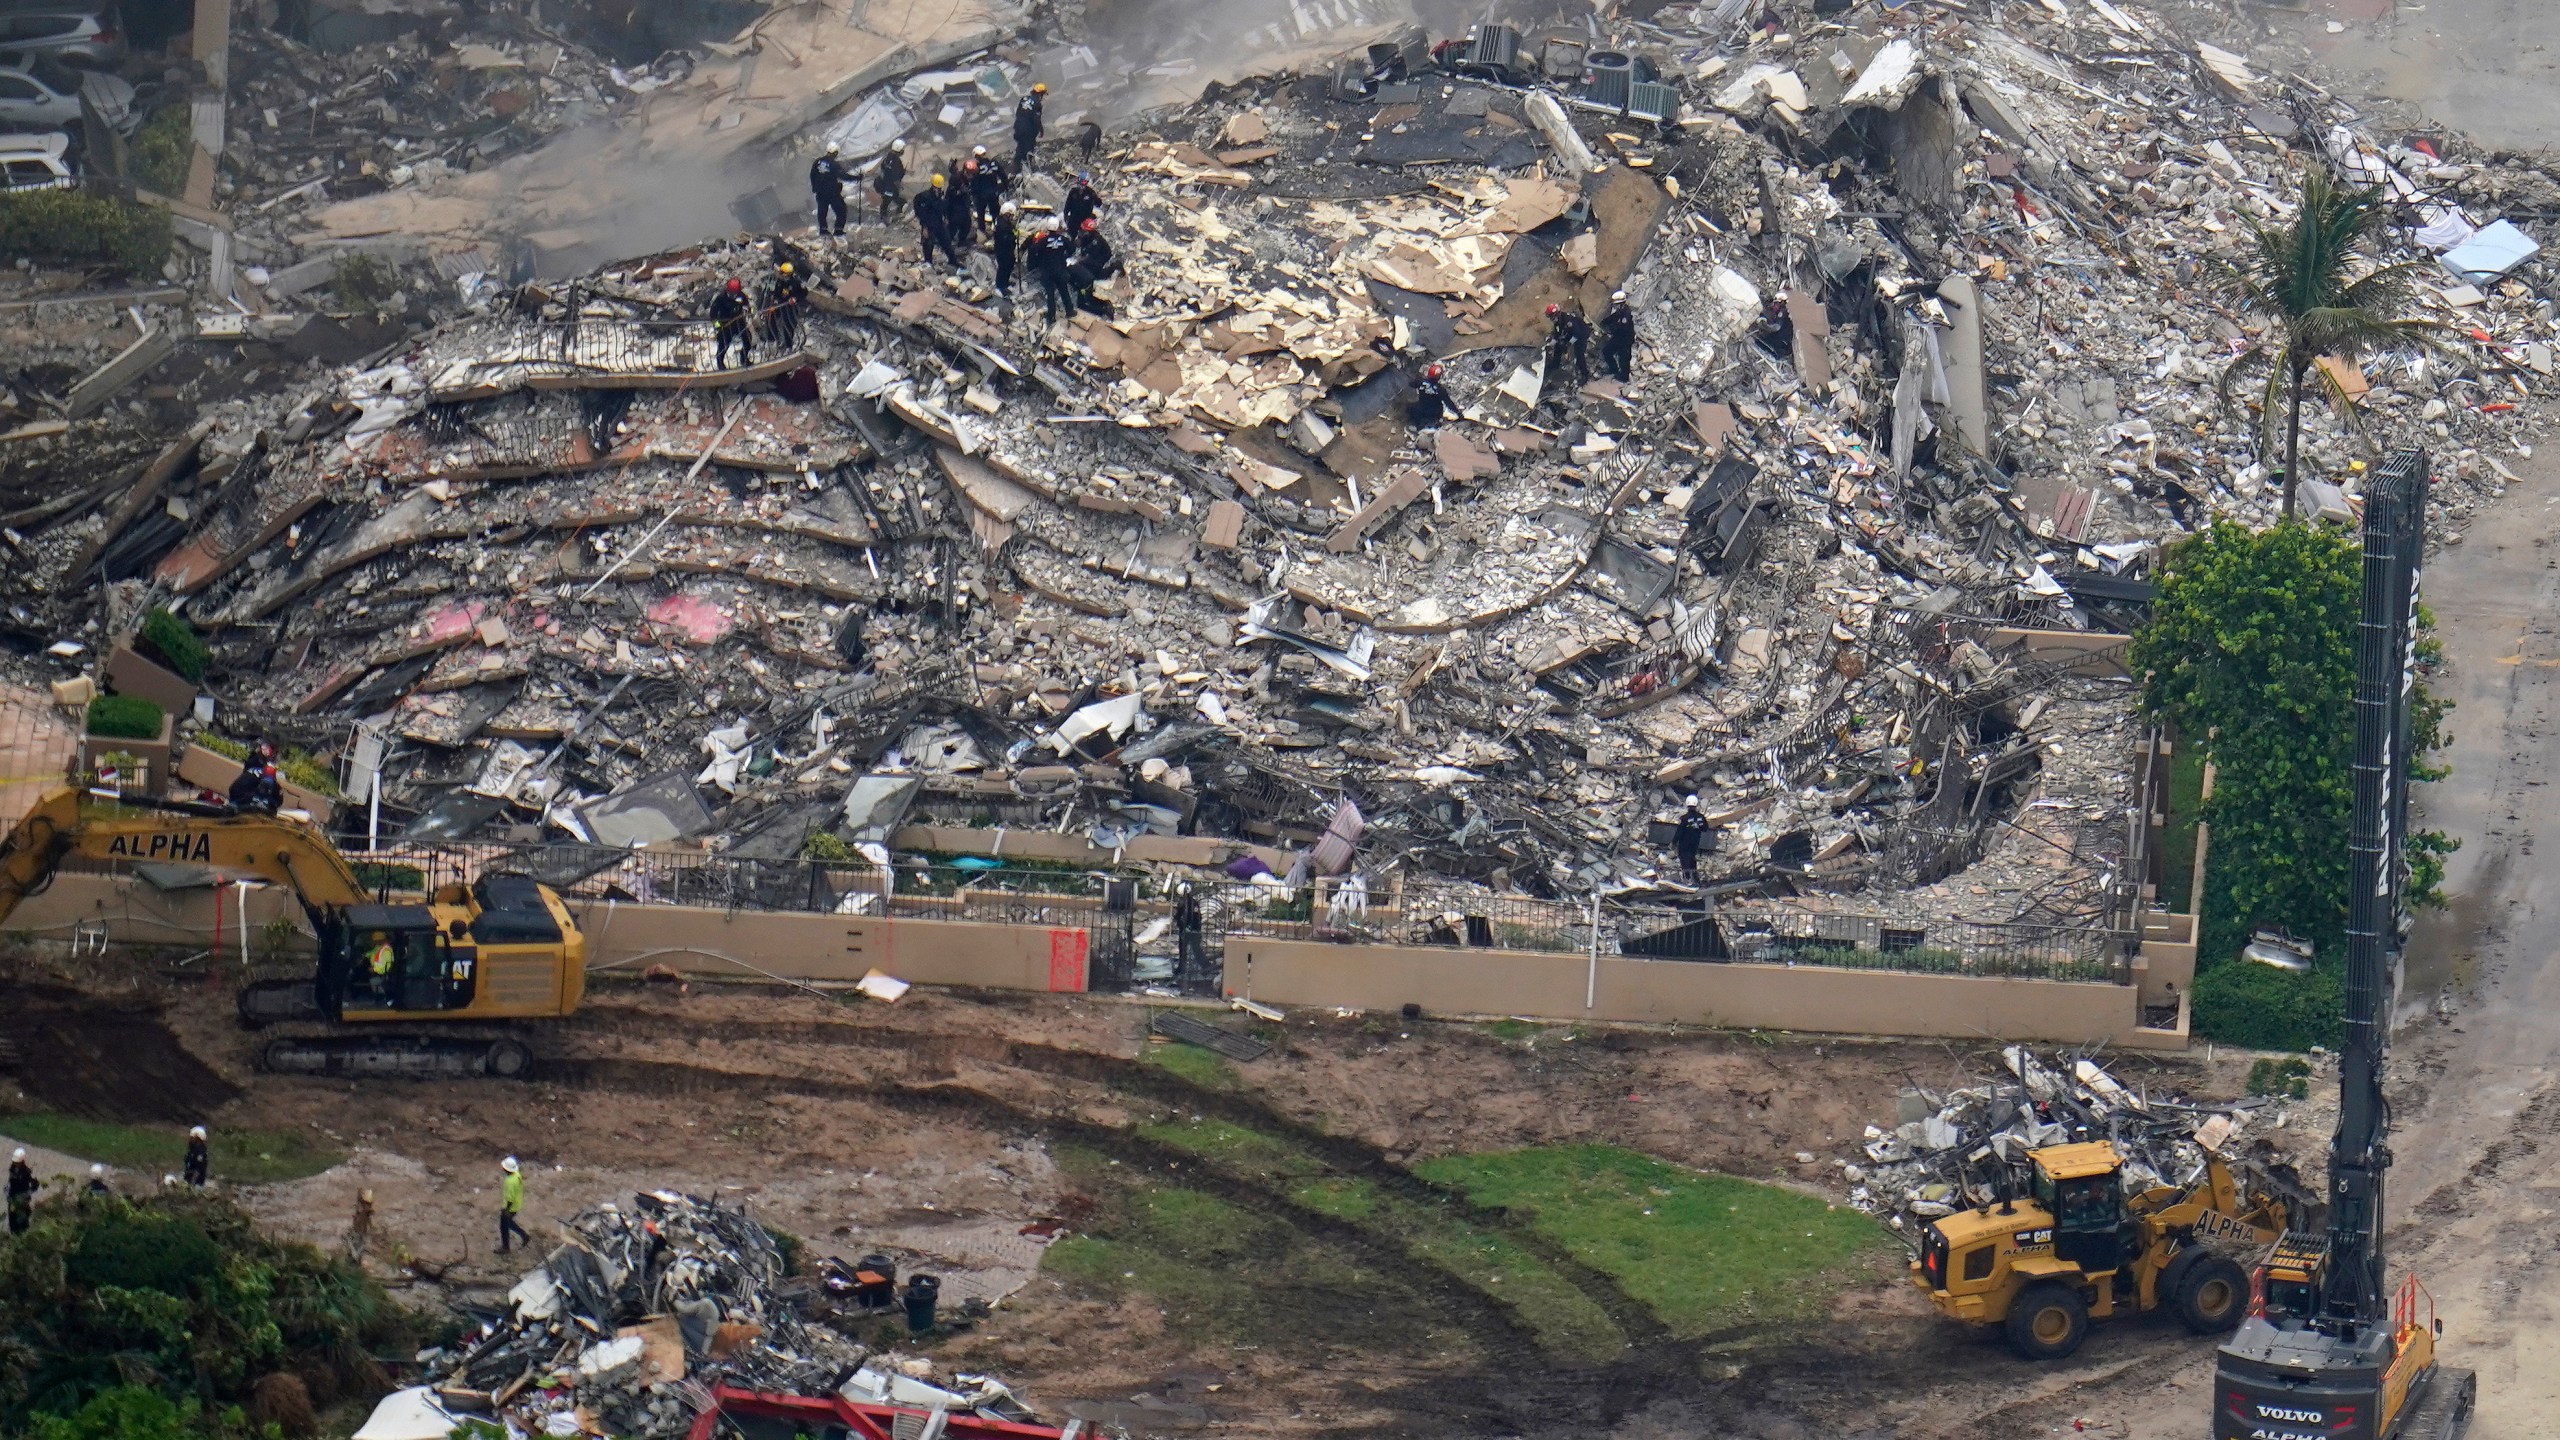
[903,1273,940,1333]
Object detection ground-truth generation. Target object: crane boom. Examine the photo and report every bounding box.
[2210,449,2474,1440]
[0,786,370,925]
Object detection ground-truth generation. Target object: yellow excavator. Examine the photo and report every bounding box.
[0,786,585,1077]
[1913,1138,2300,1359]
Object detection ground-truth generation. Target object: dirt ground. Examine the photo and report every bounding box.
[0,949,2318,1440]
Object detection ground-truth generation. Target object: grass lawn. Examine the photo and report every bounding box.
[1417,1144,1889,1337]
[0,1113,343,1185]
[1140,1036,1239,1090]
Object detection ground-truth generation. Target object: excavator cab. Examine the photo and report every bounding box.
[2033,1144,2132,1273]
[321,905,474,1016]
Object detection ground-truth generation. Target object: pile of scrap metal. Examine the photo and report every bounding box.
[410,1190,905,1440]
[1841,1046,2317,1230]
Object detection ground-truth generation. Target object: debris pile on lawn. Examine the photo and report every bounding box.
[416,1190,883,1439]
[1842,1046,2320,1229]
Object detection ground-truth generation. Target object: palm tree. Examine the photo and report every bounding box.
[2218,166,2437,521]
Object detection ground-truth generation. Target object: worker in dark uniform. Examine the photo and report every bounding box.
[1672,794,1712,882]
[1598,288,1638,382]
[183,1125,209,1188]
[917,175,958,267]
[1173,881,1205,992]
[969,145,1007,225]
[1012,83,1046,168]
[710,277,753,367]
[1062,172,1100,232]
[82,1163,109,1202]
[873,139,908,222]
[991,201,1021,297]
[942,169,977,252]
[1407,363,1450,428]
[809,142,849,236]
[8,1147,34,1234]
[1028,220,1078,325]
[1543,301,1590,386]
[765,261,807,348]
[227,739,282,814]
[1072,217,1117,293]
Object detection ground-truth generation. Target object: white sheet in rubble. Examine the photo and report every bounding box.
[820,88,917,160]
[353,1388,460,1440]
[840,1365,967,1410]
[576,1334,648,1378]
[509,1265,563,1321]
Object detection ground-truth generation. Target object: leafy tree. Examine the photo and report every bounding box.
[2130,520,2455,1049]
[2217,166,2437,519]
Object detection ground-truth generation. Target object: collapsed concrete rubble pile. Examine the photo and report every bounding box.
[411,1190,1033,1440]
[10,0,2560,962]
[1844,1045,2313,1230]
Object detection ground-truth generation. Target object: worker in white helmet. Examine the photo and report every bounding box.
[183,1124,210,1187]
[1599,288,1638,382]
[7,1147,33,1233]
[810,139,850,236]
[1674,793,1712,882]
[498,1155,529,1254]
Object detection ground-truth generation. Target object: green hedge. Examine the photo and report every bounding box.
[0,189,171,277]
[137,608,207,683]
[127,106,191,195]
[85,694,165,740]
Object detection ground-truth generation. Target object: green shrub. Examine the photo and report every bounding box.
[2192,961,2342,1052]
[86,695,166,740]
[191,733,248,762]
[127,107,192,196]
[278,751,341,799]
[350,861,425,891]
[0,189,172,277]
[136,608,208,683]
[27,1386,200,1440]
[802,830,856,863]
[67,1214,224,1297]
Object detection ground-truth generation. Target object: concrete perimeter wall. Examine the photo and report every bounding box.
[1226,939,2185,1049]
[6,874,2180,1046]
[4,874,1091,993]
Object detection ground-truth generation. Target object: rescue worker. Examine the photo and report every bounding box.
[1598,288,1638,382]
[970,146,1008,226]
[991,201,1021,297]
[809,141,849,236]
[764,261,807,348]
[1173,881,1205,992]
[1028,220,1078,325]
[1673,794,1712,882]
[83,1163,109,1201]
[873,138,908,221]
[918,175,959,266]
[7,1147,34,1235]
[365,931,396,1003]
[183,1125,209,1188]
[498,1155,529,1254]
[1543,301,1591,385]
[1072,216,1117,296]
[942,167,977,251]
[347,1188,375,1261]
[1062,172,1100,232]
[1012,83,1046,168]
[1407,363,1450,428]
[227,755,282,815]
[710,277,754,368]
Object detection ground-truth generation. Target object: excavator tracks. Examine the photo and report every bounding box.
[260,1033,535,1079]
[2397,1367,2476,1440]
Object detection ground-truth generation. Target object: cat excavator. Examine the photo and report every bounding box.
[0,785,584,1077]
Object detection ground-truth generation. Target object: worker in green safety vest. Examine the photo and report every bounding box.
[498,1155,528,1254]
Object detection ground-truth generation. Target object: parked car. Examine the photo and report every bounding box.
[0,128,74,190]
[0,46,129,129]
[0,5,122,68]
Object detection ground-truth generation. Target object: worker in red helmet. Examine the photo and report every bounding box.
[1407,361,1451,429]
[1544,299,1591,385]
[710,276,753,368]
[1070,214,1116,296]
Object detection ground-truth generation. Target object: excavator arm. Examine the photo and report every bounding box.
[0,786,371,927]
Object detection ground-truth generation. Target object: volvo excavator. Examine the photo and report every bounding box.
[0,785,585,1077]
[2210,450,2473,1440]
